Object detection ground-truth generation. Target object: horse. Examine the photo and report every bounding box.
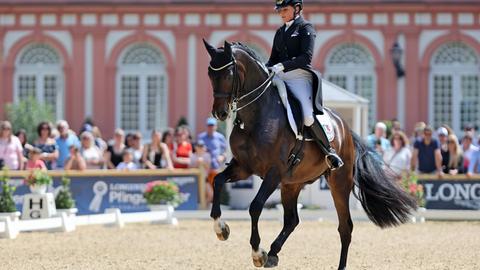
[203,39,417,269]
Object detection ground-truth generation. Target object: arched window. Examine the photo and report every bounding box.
[14,43,64,119]
[325,43,377,129]
[116,43,168,137]
[429,42,480,134]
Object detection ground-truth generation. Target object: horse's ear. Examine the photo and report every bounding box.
[224,40,232,58]
[203,38,217,58]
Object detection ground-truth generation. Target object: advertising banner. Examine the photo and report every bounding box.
[8,173,200,215]
[419,179,480,210]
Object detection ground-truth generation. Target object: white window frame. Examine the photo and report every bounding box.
[115,63,168,138]
[14,63,65,120]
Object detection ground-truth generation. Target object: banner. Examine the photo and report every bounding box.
[8,173,200,215]
[419,179,480,210]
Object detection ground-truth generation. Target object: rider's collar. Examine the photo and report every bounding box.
[285,15,299,30]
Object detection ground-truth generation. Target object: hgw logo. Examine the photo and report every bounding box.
[424,183,480,209]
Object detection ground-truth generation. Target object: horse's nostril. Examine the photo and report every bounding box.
[219,111,228,119]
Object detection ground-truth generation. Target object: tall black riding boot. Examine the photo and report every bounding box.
[308,120,344,170]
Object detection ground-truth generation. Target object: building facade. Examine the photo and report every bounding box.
[0,0,479,138]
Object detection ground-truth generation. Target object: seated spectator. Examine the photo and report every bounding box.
[383,131,411,178]
[105,128,126,169]
[26,147,47,170]
[411,126,443,176]
[127,132,144,168]
[55,120,80,169]
[189,140,213,203]
[33,122,59,170]
[116,150,138,171]
[444,134,464,175]
[366,122,391,155]
[142,130,173,169]
[461,133,479,172]
[64,145,87,171]
[0,121,23,170]
[80,131,104,169]
[172,126,192,169]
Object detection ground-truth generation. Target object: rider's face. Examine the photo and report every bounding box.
[276,6,295,23]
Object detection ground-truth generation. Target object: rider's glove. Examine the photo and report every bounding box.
[271,63,285,74]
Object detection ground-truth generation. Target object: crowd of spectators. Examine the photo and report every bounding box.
[368,120,480,179]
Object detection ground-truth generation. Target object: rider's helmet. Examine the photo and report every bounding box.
[275,0,303,10]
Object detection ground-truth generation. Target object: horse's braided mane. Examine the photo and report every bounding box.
[231,42,263,63]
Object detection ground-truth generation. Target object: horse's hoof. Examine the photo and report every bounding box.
[264,255,279,268]
[252,249,268,267]
[215,222,230,241]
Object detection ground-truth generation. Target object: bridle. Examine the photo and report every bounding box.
[208,51,274,113]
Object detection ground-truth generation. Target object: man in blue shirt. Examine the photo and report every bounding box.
[197,118,227,186]
[411,126,443,177]
[55,120,80,169]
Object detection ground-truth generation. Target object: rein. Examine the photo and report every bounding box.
[209,51,274,113]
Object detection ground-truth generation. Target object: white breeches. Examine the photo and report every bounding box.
[276,69,314,126]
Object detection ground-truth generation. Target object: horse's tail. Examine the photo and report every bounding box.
[351,132,417,228]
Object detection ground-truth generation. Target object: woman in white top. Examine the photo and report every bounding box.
[383,131,411,178]
[80,131,104,169]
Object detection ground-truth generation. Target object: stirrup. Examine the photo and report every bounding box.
[325,152,344,171]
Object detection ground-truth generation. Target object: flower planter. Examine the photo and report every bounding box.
[0,211,21,222]
[55,208,78,217]
[29,184,48,194]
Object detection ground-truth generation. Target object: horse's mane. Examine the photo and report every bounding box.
[231,42,263,63]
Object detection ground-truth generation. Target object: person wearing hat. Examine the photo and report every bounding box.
[436,127,449,169]
[197,117,227,186]
[266,0,343,169]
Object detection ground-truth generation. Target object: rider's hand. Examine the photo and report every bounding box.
[271,63,284,74]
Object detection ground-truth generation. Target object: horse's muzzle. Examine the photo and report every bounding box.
[213,110,229,121]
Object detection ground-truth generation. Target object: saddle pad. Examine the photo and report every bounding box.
[273,77,335,142]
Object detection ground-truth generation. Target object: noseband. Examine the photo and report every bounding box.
[208,52,274,112]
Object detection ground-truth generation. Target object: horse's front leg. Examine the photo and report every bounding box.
[250,168,281,268]
[211,159,247,241]
[265,183,303,268]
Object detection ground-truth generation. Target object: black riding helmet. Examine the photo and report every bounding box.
[275,0,303,10]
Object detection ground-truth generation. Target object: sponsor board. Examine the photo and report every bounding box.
[419,180,480,210]
[8,174,199,215]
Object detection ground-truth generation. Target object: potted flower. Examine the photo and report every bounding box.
[55,176,77,216]
[144,180,184,210]
[0,167,20,221]
[402,173,426,222]
[24,170,53,194]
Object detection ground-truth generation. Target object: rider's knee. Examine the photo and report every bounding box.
[304,115,314,127]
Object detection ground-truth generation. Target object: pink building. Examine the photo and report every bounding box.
[0,0,479,138]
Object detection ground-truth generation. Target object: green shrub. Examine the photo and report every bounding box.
[0,167,17,213]
[55,176,76,209]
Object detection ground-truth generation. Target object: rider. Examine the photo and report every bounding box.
[266,0,343,170]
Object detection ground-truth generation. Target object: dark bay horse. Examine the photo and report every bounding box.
[203,40,416,269]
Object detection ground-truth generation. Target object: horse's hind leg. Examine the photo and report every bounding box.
[249,168,281,268]
[265,183,303,268]
[330,172,354,270]
[211,159,249,241]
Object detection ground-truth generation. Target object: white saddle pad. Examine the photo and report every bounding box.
[273,77,335,142]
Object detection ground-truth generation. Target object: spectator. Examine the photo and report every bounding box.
[391,119,402,134]
[189,140,213,203]
[461,133,478,172]
[366,122,391,155]
[116,150,138,171]
[411,126,443,176]
[80,131,104,169]
[64,145,87,170]
[0,121,24,170]
[142,129,173,169]
[15,129,32,159]
[33,122,59,170]
[197,117,227,186]
[383,131,411,178]
[105,128,126,169]
[410,121,426,145]
[92,126,107,152]
[26,147,47,170]
[127,132,144,168]
[437,127,449,166]
[125,133,135,148]
[172,126,192,168]
[162,128,175,152]
[444,134,464,175]
[55,120,80,169]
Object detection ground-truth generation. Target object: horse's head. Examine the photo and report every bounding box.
[203,39,238,121]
